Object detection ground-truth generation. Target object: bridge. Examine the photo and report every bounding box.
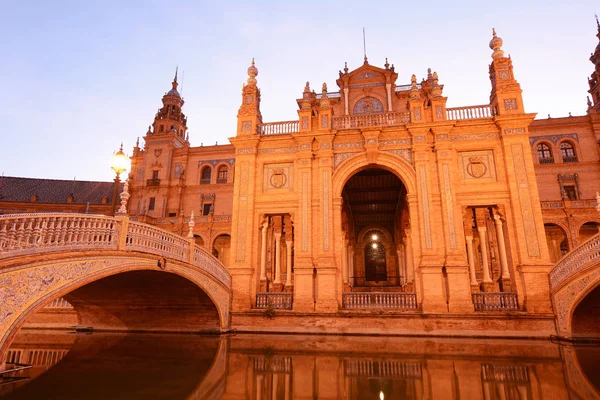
[0,213,232,362]
[549,232,600,341]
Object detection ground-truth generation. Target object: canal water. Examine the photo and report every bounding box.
[1,330,599,399]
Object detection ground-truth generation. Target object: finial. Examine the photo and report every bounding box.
[119,142,123,152]
[174,66,178,83]
[247,58,258,85]
[146,125,151,135]
[384,58,389,69]
[344,62,348,74]
[187,210,195,238]
[427,68,432,80]
[411,74,417,87]
[489,28,504,59]
[588,96,593,109]
[596,13,599,28]
[117,178,130,215]
[171,67,179,90]
[322,82,328,93]
[320,82,330,108]
[433,71,438,81]
[136,137,139,147]
[304,81,310,93]
[409,74,420,100]
[363,27,368,64]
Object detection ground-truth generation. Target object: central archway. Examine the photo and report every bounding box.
[341,168,409,288]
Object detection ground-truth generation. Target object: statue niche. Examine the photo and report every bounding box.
[353,97,384,115]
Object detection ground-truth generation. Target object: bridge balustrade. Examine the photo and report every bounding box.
[549,232,600,292]
[0,213,231,288]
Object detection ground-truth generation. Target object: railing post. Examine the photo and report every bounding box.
[116,215,130,251]
[188,237,196,264]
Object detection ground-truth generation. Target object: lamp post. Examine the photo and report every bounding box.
[110,143,129,216]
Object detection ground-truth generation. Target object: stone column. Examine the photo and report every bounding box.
[260,218,268,281]
[386,83,393,111]
[284,374,291,400]
[341,238,348,287]
[477,226,494,291]
[396,247,404,285]
[274,232,282,284]
[285,241,293,286]
[348,248,354,286]
[493,213,511,291]
[256,374,263,400]
[404,230,415,285]
[465,235,479,290]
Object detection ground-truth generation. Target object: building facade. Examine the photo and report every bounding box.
[3,28,600,335]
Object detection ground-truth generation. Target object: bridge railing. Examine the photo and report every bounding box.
[0,213,118,257]
[0,213,231,288]
[549,232,600,291]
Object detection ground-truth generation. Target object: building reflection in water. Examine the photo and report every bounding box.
[1,332,599,399]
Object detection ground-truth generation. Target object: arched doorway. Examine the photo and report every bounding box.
[571,283,600,339]
[579,222,600,243]
[544,223,569,263]
[212,234,231,268]
[341,168,410,289]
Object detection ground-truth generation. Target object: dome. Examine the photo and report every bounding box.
[166,88,181,98]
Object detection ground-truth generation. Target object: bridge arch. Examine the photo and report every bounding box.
[0,253,231,361]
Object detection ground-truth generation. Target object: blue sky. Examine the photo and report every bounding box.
[1,1,598,181]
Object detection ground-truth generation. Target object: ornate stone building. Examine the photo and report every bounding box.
[3,27,600,335]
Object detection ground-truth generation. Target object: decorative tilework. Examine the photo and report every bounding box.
[413,135,427,142]
[319,142,331,149]
[451,133,500,141]
[504,99,517,110]
[436,134,449,141]
[498,70,510,80]
[414,107,422,121]
[442,164,456,248]
[504,127,526,135]
[419,165,432,249]
[321,115,329,129]
[237,148,254,154]
[302,172,309,252]
[301,116,308,129]
[334,152,360,169]
[380,139,412,146]
[435,105,443,119]
[198,158,235,167]
[384,149,413,165]
[528,133,579,145]
[333,142,363,149]
[241,121,252,132]
[258,147,298,154]
[511,144,540,257]
[322,170,330,251]
[299,144,311,150]
[366,138,377,144]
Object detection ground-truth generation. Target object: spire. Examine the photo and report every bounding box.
[247,58,258,86]
[172,67,179,91]
[489,28,505,59]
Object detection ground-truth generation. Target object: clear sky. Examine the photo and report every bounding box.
[1,1,598,181]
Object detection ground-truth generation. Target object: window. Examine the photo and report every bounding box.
[217,166,228,184]
[159,125,164,133]
[200,166,211,184]
[203,203,213,216]
[560,142,577,163]
[537,143,553,164]
[563,185,578,200]
[152,170,159,180]
[148,197,156,211]
[168,212,177,217]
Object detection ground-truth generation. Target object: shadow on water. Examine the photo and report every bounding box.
[2,331,600,399]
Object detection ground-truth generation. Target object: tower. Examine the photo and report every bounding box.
[488,29,524,115]
[236,59,262,136]
[150,68,188,146]
[588,16,600,114]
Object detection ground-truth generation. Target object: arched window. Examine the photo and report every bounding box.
[200,166,211,184]
[353,97,384,115]
[217,165,228,184]
[560,142,577,163]
[537,143,553,164]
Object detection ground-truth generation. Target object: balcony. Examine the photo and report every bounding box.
[332,112,411,130]
[446,104,495,120]
[260,120,299,135]
[146,179,160,187]
[472,292,518,311]
[562,156,578,163]
[200,178,210,185]
[256,292,293,310]
[539,157,554,164]
[342,292,418,310]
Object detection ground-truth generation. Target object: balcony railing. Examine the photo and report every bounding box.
[446,104,495,120]
[200,178,211,185]
[562,156,578,163]
[332,112,411,130]
[539,157,554,164]
[146,179,160,186]
[472,292,518,311]
[342,292,418,310]
[259,120,299,135]
[256,292,293,309]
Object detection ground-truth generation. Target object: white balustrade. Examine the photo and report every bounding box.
[0,213,118,257]
[256,292,293,309]
[471,292,519,311]
[332,112,411,130]
[446,104,495,120]
[126,221,189,262]
[342,292,417,310]
[0,213,232,289]
[259,120,299,135]
[549,233,600,291]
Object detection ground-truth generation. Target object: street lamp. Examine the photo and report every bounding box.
[110,143,129,216]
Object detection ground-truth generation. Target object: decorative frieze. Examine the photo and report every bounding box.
[197,158,235,167]
[333,142,363,149]
[236,162,250,261]
[528,133,579,145]
[380,139,411,146]
[414,107,422,121]
[451,132,500,141]
[257,147,297,154]
[436,134,449,141]
[334,152,361,169]
[384,149,413,165]
[504,127,526,135]
[413,135,427,142]
[237,148,254,154]
[322,170,330,251]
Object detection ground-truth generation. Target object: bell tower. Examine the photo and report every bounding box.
[488,29,524,115]
[150,69,188,147]
[587,16,600,114]
[236,59,262,136]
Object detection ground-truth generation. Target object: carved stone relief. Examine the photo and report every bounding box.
[460,150,497,181]
[263,163,293,192]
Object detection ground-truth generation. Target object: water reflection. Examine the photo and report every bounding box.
[1,331,599,399]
